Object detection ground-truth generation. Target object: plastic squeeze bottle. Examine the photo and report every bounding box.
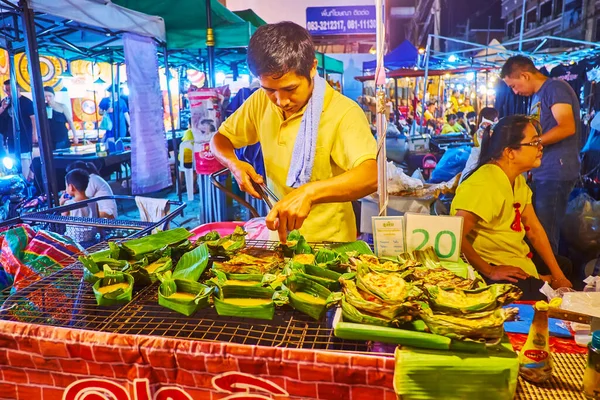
[583,330,600,399]
[518,300,553,383]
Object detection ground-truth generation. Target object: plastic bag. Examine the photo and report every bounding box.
[386,161,423,194]
[561,193,600,253]
[429,146,471,183]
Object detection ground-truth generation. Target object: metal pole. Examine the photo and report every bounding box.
[205,0,216,88]
[6,43,21,164]
[420,35,432,130]
[519,0,527,51]
[164,49,182,201]
[20,0,58,207]
[375,0,387,216]
[111,60,119,139]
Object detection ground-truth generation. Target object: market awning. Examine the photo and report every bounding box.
[355,67,492,82]
[233,9,266,28]
[362,40,419,71]
[113,0,256,49]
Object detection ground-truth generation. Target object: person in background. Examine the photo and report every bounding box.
[460,107,499,182]
[0,79,36,179]
[423,101,437,123]
[501,55,581,254]
[450,90,460,113]
[456,111,470,132]
[466,111,477,136]
[60,168,97,245]
[459,97,475,114]
[44,87,78,149]
[452,115,572,300]
[441,114,465,134]
[99,85,130,142]
[66,161,117,219]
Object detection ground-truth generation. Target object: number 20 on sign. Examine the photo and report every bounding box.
[404,213,464,262]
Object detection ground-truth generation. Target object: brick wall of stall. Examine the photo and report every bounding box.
[0,320,397,400]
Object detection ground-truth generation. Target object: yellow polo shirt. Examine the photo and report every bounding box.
[450,164,538,278]
[219,83,377,242]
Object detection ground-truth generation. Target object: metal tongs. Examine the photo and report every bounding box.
[252,182,279,210]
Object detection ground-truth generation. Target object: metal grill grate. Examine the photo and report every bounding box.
[0,240,375,353]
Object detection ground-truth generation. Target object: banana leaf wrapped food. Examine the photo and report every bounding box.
[209,269,269,288]
[314,248,348,273]
[293,253,316,265]
[79,255,129,284]
[340,278,421,322]
[202,226,247,257]
[212,248,284,275]
[158,271,212,316]
[172,243,210,282]
[279,230,313,257]
[92,266,134,306]
[128,256,173,286]
[425,284,522,314]
[350,254,411,273]
[213,285,281,320]
[419,305,508,341]
[356,262,423,303]
[284,274,341,320]
[406,266,478,290]
[120,228,193,258]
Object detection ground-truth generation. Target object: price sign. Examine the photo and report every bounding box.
[372,216,405,257]
[306,6,376,36]
[404,213,464,262]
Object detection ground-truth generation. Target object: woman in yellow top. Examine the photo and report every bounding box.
[451,115,572,298]
[440,114,466,134]
[458,98,475,114]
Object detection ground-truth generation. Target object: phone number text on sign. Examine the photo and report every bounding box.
[306,19,376,34]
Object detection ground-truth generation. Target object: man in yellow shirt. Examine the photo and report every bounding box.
[458,97,474,114]
[211,22,377,243]
[440,114,466,134]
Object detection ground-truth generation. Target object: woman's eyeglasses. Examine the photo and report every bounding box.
[519,137,543,148]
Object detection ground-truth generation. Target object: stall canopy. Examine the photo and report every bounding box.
[355,66,491,82]
[363,40,419,71]
[0,0,166,61]
[113,0,255,49]
[233,9,266,28]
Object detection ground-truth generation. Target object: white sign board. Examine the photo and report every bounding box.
[404,213,464,262]
[372,216,405,257]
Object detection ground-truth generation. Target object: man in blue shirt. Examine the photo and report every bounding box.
[99,85,130,141]
[501,56,581,254]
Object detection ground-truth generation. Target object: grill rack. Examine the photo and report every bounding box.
[0,239,376,354]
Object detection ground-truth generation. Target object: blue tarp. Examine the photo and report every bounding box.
[363,40,419,71]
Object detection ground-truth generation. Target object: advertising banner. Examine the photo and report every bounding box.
[306,6,376,36]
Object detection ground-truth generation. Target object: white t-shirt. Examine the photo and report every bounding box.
[64,199,97,243]
[86,174,118,218]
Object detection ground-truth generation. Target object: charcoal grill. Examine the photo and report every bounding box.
[0,239,378,354]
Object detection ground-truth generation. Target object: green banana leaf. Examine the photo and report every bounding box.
[304,264,342,290]
[280,230,312,257]
[341,297,395,327]
[92,266,134,306]
[314,248,347,273]
[329,241,373,257]
[158,271,212,316]
[195,231,221,243]
[172,243,209,282]
[425,284,522,314]
[205,226,247,257]
[341,278,420,321]
[213,285,276,320]
[405,266,478,290]
[80,255,129,284]
[284,274,339,320]
[419,305,507,341]
[121,228,192,257]
[129,256,173,286]
[412,246,441,269]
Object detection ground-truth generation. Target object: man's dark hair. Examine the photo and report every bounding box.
[500,56,538,78]
[446,114,457,122]
[427,101,436,107]
[3,79,9,86]
[66,169,89,192]
[457,111,465,118]
[466,111,477,119]
[247,21,315,80]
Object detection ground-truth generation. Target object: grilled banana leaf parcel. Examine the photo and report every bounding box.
[352,254,409,273]
[407,267,477,290]
[412,247,441,269]
[356,262,422,303]
[314,248,347,273]
[340,278,420,321]
[279,230,313,256]
[212,248,284,275]
[419,305,507,341]
[425,284,522,314]
[203,227,247,257]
